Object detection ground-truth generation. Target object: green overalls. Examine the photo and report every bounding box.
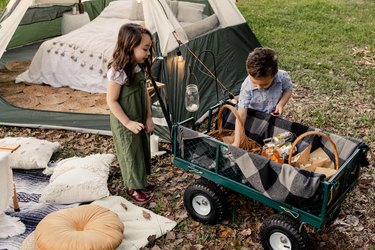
[110,71,151,190]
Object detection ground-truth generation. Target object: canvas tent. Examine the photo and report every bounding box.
[0,0,261,140]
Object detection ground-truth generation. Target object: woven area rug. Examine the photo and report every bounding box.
[0,169,77,250]
[0,60,109,115]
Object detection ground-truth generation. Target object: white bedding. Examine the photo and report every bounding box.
[16,2,140,93]
[15,0,218,93]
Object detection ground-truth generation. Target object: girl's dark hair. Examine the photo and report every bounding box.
[109,23,154,85]
[246,47,278,78]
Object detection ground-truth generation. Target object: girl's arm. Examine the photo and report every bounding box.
[106,81,145,134]
[145,86,154,133]
[273,90,292,115]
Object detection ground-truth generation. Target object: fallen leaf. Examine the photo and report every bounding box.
[345,215,359,227]
[190,221,200,228]
[190,244,204,250]
[174,239,184,245]
[219,227,233,238]
[175,211,188,219]
[165,231,176,240]
[143,210,151,220]
[120,202,127,210]
[147,234,157,245]
[240,228,252,237]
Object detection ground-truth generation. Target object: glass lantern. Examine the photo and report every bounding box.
[185,84,199,112]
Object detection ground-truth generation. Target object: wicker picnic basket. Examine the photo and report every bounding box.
[208,104,262,154]
[288,131,339,170]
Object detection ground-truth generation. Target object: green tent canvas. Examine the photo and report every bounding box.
[0,0,261,141]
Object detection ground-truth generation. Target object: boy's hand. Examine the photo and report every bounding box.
[272,104,283,116]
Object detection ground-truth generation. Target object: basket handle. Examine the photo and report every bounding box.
[217,104,247,143]
[288,131,340,170]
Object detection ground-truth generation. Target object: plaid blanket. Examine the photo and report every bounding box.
[223,108,364,167]
[176,108,366,205]
[0,169,77,250]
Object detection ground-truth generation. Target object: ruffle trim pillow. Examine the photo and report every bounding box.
[49,153,115,181]
[40,153,115,204]
[0,137,60,169]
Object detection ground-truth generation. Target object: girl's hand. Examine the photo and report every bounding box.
[145,116,154,133]
[126,120,145,134]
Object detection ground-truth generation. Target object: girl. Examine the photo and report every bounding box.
[106,23,155,203]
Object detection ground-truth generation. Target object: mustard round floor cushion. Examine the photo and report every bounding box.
[35,204,124,250]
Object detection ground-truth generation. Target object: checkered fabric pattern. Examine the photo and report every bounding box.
[223,108,364,166]
[176,107,366,204]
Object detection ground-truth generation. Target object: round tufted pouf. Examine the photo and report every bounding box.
[35,204,124,250]
[21,231,37,250]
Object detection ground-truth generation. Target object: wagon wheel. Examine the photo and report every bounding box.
[260,214,310,250]
[183,178,226,224]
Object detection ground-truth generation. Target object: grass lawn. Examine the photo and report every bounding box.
[1,0,374,249]
[238,0,374,144]
[0,0,8,10]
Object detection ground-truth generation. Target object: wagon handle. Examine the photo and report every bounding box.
[288,131,340,170]
[280,206,299,219]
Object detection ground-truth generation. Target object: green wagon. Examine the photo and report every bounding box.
[172,103,369,250]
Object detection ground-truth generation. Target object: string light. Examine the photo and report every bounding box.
[177,49,184,62]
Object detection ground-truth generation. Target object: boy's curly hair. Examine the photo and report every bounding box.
[246,47,278,78]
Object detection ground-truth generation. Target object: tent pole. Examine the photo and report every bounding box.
[150,77,172,132]
[197,50,219,104]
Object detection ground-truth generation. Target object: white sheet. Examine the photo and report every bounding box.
[92,196,176,250]
[16,16,141,93]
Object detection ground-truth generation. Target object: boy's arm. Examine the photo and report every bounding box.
[273,90,292,115]
[232,107,247,147]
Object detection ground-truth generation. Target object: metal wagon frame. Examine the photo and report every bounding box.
[171,103,369,250]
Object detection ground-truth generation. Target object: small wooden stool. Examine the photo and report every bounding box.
[13,183,20,212]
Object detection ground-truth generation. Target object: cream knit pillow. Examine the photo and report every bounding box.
[40,154,115,204]
[0,137,60,169]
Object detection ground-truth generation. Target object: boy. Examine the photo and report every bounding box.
[232,47,293,147]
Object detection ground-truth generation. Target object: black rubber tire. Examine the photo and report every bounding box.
[183,178,226,224]
[260,214,310,250]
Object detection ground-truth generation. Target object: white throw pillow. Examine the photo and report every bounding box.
[177,2,205,23]
[0,137,60,169]
[98,0,132,19]
[40,154,115,204]
[50,153,115,182]
[40,168,110,204]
